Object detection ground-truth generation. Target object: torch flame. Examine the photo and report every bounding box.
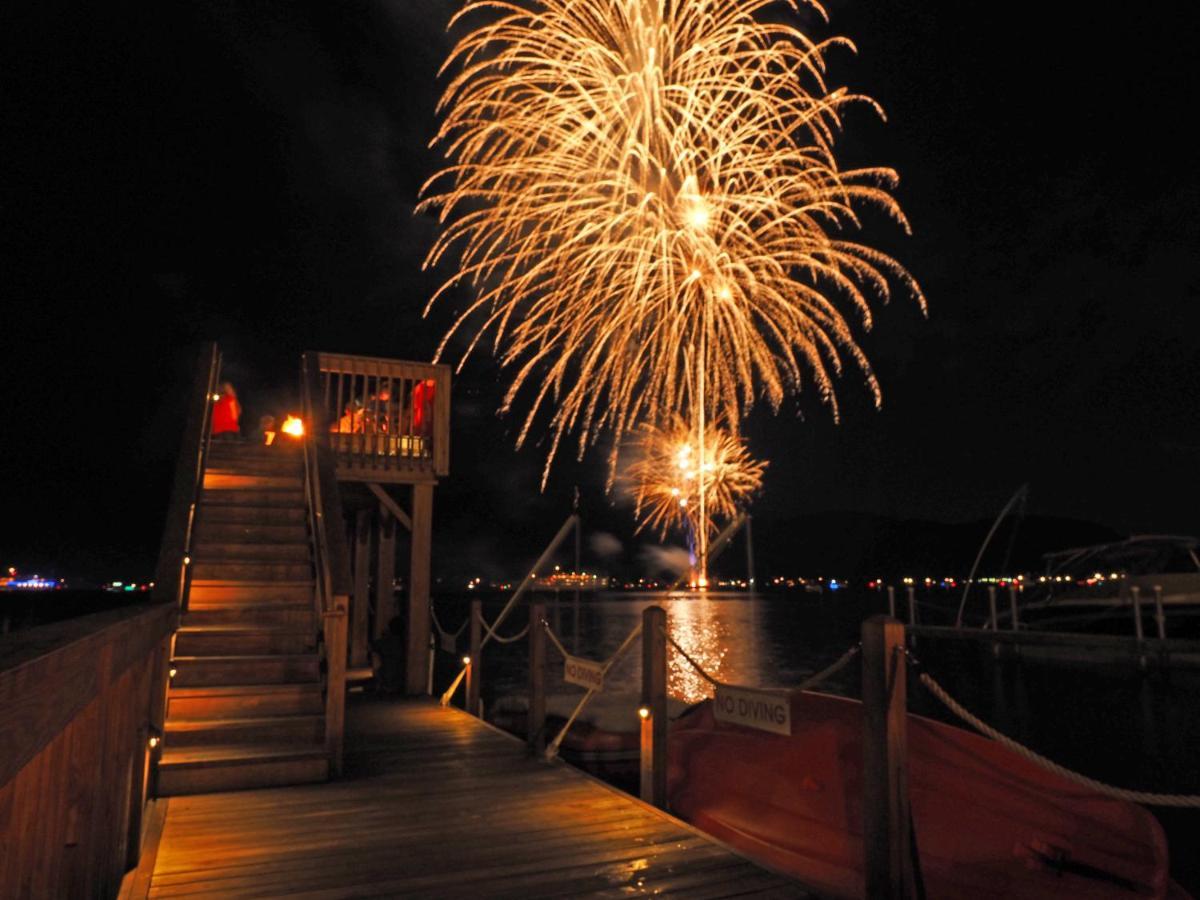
[281,416,304,438]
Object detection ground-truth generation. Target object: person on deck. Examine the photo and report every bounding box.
[211,382,241,440]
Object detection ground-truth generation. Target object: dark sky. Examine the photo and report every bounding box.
[4,1,1198,581]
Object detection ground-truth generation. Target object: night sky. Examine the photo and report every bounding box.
[4,1,1198,582]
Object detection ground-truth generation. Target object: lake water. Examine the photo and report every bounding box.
[430,588,1200,893]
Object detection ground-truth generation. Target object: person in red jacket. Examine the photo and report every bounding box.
[211,381,241,440]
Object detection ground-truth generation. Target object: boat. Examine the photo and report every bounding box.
[1013,536,1200,636]
[667,690,1184,899]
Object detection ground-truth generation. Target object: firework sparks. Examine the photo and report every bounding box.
[421,0,924,481]
[625,415,765,551]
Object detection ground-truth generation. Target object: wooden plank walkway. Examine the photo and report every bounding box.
[139,697,807,898]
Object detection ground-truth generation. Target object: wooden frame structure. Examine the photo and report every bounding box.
[306,352,450,695]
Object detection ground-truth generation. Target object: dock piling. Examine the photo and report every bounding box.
[467,599,482,717]
[640,605,667,809]
[529,601,546,756]
[862,615,916,900]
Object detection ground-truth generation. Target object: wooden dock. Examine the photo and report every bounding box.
[128,698,806,899]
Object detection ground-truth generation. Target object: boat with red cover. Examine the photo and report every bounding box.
[668,690,1183,899]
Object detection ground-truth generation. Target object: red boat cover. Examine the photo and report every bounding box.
[668,691,1170,899]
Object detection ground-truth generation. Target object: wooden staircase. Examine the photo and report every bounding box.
[159,441,331,795]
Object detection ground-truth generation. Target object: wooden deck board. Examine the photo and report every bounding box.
[146,697,806,898]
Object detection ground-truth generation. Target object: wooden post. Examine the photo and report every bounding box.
[375,503,396,639]
[1153,585,1167,641]
[467,599,482,717]
[351,508,371,668]
[987,586,1000,658]
[405,482,434,694]
[528,601,546,756]
[323,596,349,776]
[1007,584,1021,631]
[887,585,896,618]
[640,606,667,808]
[905,586,917,626]
[862,615,915,900]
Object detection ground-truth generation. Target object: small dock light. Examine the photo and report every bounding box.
[169,667,177,679]
[638,706,650,720]
[148,735,160,749]
[462,655,472,667]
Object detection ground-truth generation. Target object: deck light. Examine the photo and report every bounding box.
[638,706,651,719]
[462,655,472,667]
[148,736,160,749]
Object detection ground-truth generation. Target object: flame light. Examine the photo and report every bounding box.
[281,415,305,438]
[421,0,924,482]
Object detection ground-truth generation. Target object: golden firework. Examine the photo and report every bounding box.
[420,0,924,481]
[625,415,766,546]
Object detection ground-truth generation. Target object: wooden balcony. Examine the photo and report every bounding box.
[312,352,451,484]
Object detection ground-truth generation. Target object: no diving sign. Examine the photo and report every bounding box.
[563,655,605,692]
[713,685,791,736]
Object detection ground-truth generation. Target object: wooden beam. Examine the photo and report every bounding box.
[375,505,397,639]
[405,483,434,694]
[351,508,372,669]
[862,615,915,899]
[467,599,482,717]
[528,602,546,756]
[640,606,667,808]
[367,483,412,531]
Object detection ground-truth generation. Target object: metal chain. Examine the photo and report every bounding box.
[917,669,1200,808]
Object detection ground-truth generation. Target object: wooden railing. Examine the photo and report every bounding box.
[313,352,451,480]
[0,601,176,897]
[152,342,221,612]
[300,352,354,774]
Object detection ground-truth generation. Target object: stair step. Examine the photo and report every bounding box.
[167,683,324,720]
[157,743,329,795]
[165,714,325,748]
[192,520,309,543]
[188,579,312,606]
[192,541,311,562]
[171,655,320,687]
[203,472,303,491]
[192,508,304,528]
[190,559,312,581]
[207,443,302,461]
[203,456,304,475]
[174,627,317,656]
[183,606,316,630]
[201,488,306,508]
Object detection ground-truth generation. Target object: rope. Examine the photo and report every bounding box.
[430,605,468,642]
[485,621,530,644]
[917,669,1200,808]
[545,622,643,761]
[664,631,721,686]
[666,629,860,696]
[794,643,861,692]
[542,620,570,659]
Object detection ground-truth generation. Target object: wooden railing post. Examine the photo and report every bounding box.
[324,596,349,776]
[862,615,915,899]
[467,599,482,717]
[640,605,667,808]
[528,601,546,756]
[351,508,371,668]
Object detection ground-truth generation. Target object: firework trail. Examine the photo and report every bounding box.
[421,0,924,482]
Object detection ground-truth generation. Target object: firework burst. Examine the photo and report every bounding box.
[625,415,766,547]
[420,0,924,481]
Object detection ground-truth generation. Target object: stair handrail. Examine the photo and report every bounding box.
[153,342,221,611]
[301,350,353,775]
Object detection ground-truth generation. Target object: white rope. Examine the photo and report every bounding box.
[794,643,861,693]
[918,670,1200,808]
[430,605,468,642]
[545,622,643,760]
[486,621,530,644]
[541,619,570,658]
